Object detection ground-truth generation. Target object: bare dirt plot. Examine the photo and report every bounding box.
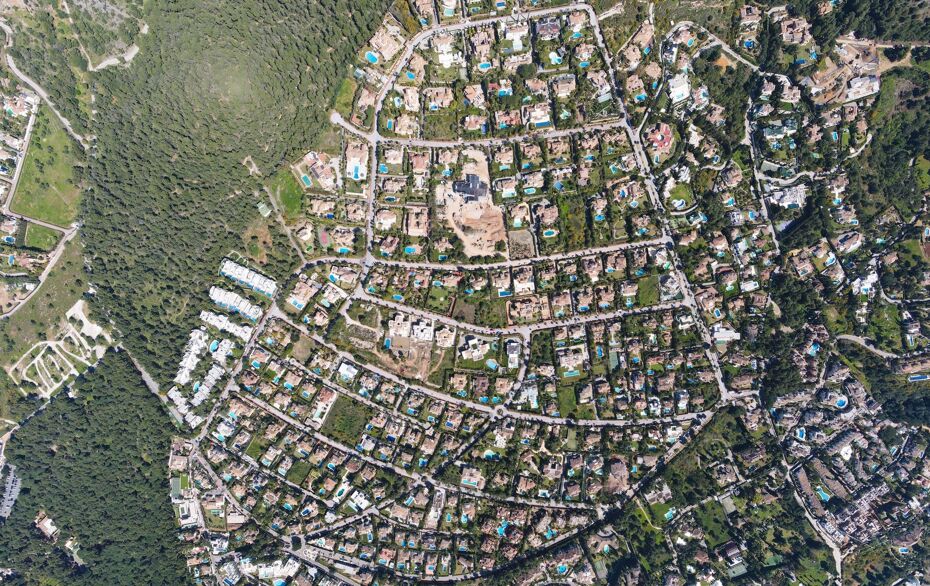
[445,196,508,258]
[508,229,536,260]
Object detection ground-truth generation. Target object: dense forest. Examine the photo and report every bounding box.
[0,350,187,584]
[757,273,825,404]
[80,0,387,383]
[66,0,144,61]
[762,0,930,46]
[859,68,930,219]
[838,341,930,425]
[6,2,90,133]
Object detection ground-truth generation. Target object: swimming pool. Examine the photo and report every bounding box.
[365,51,379,64]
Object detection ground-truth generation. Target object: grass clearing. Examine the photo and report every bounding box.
[244,436,270,460]
[334,77,359,118]
[320,395,374,446]
[23,223,62,251]
[285,459,313,484]
[557,386,577,417]
[637,274,660,306]
[268,169,303,223]
[916,155,930,191]
[695,501,730,548]
[9,105,82,228]
[867,302,902,353]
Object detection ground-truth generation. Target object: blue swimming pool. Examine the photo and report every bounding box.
[365,51,379,64]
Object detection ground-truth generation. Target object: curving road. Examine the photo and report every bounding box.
[0,19,92,150]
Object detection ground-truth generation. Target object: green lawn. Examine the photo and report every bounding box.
[244,436,270,460]
[23,223,62,251]
[334,77,358,118]
[268,169,303,223]
[637,274,660,306]
[557,386,577,417]
[916,155,930,191]
[285,459,313,484]
[9,105,82,227]
[669,183,694,209]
